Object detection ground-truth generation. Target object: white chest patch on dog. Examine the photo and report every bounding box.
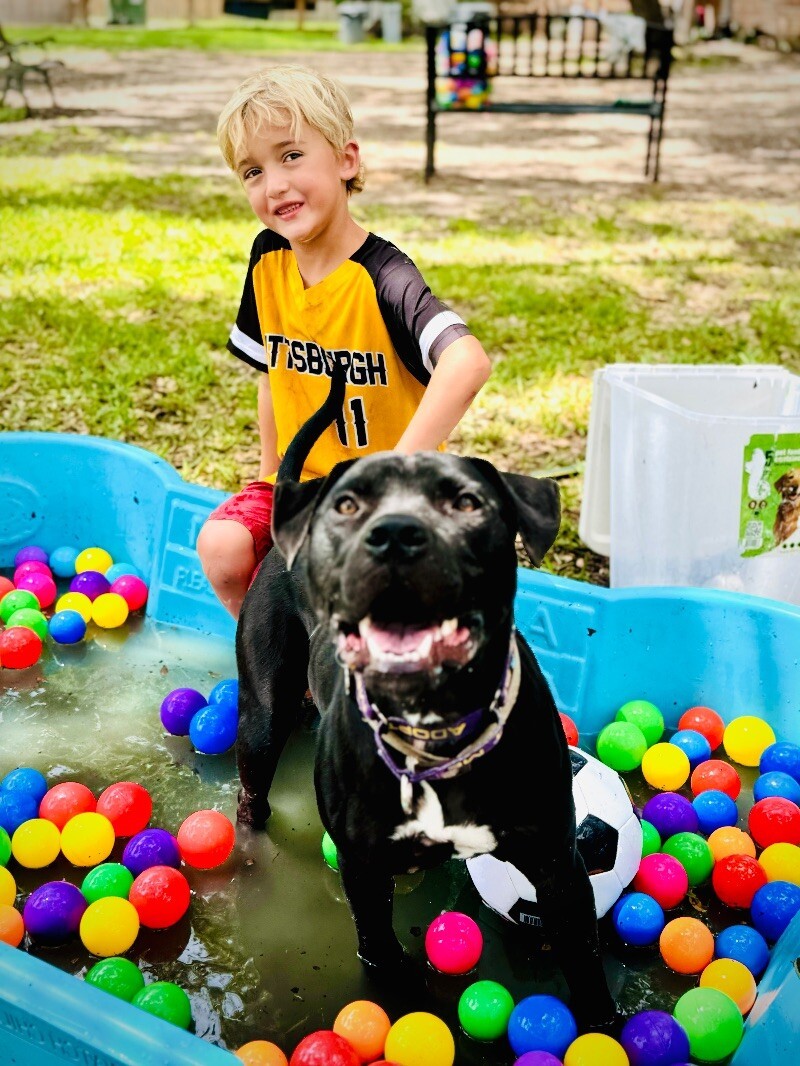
[391,781,496,859]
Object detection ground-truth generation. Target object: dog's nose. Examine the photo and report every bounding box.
[364,515,430,561]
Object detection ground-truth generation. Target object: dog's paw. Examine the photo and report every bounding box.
[576,1005,627,1039]
[236,789,271,830]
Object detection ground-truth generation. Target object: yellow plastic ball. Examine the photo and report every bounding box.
[0,866,16,907]
[759,842,800,885]
[61,812,115,866]
[700,958,757,1015]
[723,716,776,767]
[75,547,113,575]
[11,818,61,868]
[234,1041,288,1066]
[91,593,129,630]
[565,1033,630,1066]
[80,897,139,956]
[641,743,690,791]
[384,1012,455,1066]
[55,592,93,623]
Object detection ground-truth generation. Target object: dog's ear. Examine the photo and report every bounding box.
[775,472,790,495]
[272,460,357,570]
[466,458,561,567]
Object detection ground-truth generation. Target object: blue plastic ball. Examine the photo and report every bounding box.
[105,562,143,583]
[754,770,800,806]
[692,789,739,835]
[612,892,666,947]
[49,609,87,645]
[669,729,712,769]
[620,1010,690,1066]
[189,702,238,755]
[714,924,770,978]
[507,994,577,1059]
[208,678,238,709]
[1,766,48,804]
[0,791,39,835]
[760,742,800,784]
[49,546,80,578]
[751,881,800,943]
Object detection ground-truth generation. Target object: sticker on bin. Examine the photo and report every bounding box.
[740,434,800,556]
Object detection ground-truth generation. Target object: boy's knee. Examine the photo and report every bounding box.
[197,520,256,589]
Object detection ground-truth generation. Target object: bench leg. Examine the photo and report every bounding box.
[425,105,436,182]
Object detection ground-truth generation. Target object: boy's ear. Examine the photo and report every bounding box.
[465,458,561,567]
[272,460,357,571]
[339,140,361,183]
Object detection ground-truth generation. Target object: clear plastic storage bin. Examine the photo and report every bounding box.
[580,364,800,604]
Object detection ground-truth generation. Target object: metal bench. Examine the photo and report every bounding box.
[0,25,60,114]
[425,12,674,182]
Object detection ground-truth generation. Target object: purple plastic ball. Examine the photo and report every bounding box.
[641,793,699,839]
[515,1054,564,1066]
[621,1010,691,1066]
[160,688,208,737]
[69,570,111,601]
[14,545,48,567]
[122,828,181,876]
[23,881,87,943]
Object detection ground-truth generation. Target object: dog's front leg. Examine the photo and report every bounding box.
[337,851,404,968]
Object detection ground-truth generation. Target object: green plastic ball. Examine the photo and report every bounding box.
[596,722,648,772]
[616,700,665,747]
[663,832,715,886]
[0,827,11,867]
[641,819,661,858]
[85,957,145,1002]
[0,589,39,624]
[322,831,339,871]
[673,987,743,1062]
[458,979,515,1041]
[132,981,192,1029]
[6,607,49,642]
[81,862,135,903]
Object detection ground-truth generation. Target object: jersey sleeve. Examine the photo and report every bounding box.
[354,237,472,385]
[226,231,269,372]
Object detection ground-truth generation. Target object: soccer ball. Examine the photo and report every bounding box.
[467,746,642,929]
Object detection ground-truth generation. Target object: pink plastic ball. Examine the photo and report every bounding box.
[110,575,149,612]
[425,911,483,974]
[14,561,52,584]
[633,853,689,910]
[15,571,57,609]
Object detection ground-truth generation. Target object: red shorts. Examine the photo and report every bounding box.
[207,480,275,564]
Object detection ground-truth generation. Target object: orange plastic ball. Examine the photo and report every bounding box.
[700,958,757,1015]
[659,916,715,974]
[708,826,756,862]
[334,1000,392,1063]
[0,904,24,947]
[235,1041,289,1066]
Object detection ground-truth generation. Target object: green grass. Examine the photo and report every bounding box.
[2,128,799,583]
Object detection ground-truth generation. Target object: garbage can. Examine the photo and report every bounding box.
[381,1,402,43]
[339,2,369,45]
[108,0,146,25]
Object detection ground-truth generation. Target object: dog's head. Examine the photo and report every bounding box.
[775,469,800,501]
[272,453,559,698]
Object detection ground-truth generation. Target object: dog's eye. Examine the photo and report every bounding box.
[334,494,359,516]
[454,492,482,513]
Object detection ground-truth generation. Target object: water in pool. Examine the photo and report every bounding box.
[0,616,759,1062]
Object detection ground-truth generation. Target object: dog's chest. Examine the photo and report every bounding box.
[390,780,496,859]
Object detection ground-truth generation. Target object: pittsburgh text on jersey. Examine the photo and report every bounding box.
[265,333,388,388]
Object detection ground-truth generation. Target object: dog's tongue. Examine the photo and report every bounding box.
[367,623,436,655]
[337,617,475,674]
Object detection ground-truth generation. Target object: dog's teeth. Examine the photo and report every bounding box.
[440,618,457,636]
[358,617,372,637]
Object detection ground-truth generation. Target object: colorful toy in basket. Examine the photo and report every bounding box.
[434,24,495,111]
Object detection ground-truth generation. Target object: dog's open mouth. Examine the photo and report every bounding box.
[336,616,479,674]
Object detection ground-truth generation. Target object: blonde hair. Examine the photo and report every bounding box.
[217,65,365,195]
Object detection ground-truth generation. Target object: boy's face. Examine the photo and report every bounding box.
[236,119,360,248]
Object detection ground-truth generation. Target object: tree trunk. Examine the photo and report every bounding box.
[296,0,307,32]
[629,1,666,26]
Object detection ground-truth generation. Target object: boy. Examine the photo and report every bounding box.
[198,66,491,617]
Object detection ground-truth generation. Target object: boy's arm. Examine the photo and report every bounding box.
[258,375,280,479]
[394,335,491,454]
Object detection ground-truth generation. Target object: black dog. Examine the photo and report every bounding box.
[235,378,617,1029]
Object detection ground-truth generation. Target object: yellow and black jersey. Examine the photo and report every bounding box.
[227,229,472,482]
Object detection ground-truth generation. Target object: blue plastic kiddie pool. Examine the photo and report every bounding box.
[1,432,799,1065]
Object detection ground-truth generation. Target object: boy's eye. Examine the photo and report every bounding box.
[243,167,261,181]
[284,152,301,163]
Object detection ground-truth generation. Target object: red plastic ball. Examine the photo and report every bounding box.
[0,626,43,669]
[633,853,689,909]
[679,706,725,750]
[290,1031,360,1066]
[690,759,741,800]
[748,797,800,848]
[96,782,153,838]
[129,865,191,929]
[560,713,579,747]
[39,782,97,829]
[177,810,235,870]
[110,575,149,612]
[712,854,767,908]
[0,576,15,599]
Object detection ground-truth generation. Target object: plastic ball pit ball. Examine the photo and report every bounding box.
[0,790,39,835]
[754,770,800,805]
[712,854,767,908]
[564,1033,628,1066]
[132,981,192,1030]
[39,782,96,828]
[669,729,712,769]
[15,570,57,609]
[106,562,143,583]
[673,987,743,1062]
[11,818,61,868]
[612,892,665,947]
[322,831,339,871]
[129,865,191,929]
[80,897,140,956]
[620,1010,690,1066]
[642,794,698,840]
[714,925,770,978]
[2,766,48,804]
[559,713,578,746]
[662,833,714,886]
[1,588,39,622]
[0,904,24,947]
[91,592,129,629]
[123,827,181,875]
[96,781,152,838]
[69,571,110,602]
[0,866,16,906]
[0,627,43,670]
[616,700,664,747]
[642,744,690,791]
[633,854,689,910]
[759,842,800,885]
[14,560,52,584]
[160,687,208,737]
[384,1012,455,1066]
[641,820,661,858]
[748,796,800,848]
[0,826,10,866]
[55,591,93,623]
[708,826,756,862]
[76,547,113,575]
[678,706,725,750]
[85,957,145,1002]
[723,715,776,767]
[7,607,48,642]
[48,609,87,645]
[514,1055,563,1066]
[760,741,800,783]
[457,980,515,1042]
[425,911,483,974]
[81,863,134,904]
[61,811,115,866]
[699,958,756,1015]
[49,546,80,578]
[189,701,238,755]
[750,880,800,942]
[596,722,648,772]
[507,996,578,1060]
[289,1032,360,1066]
[0,574,14,597]
[235,1042,289,1066]
[209,677,239,708]
[15,545,48,566]
[334,999,391,1062]
[692,790,739,836]
[109,574,149,612]
[177,810,235,869]
[23,881,87,943]
[659,917,714,974]
[691,760,741,800]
